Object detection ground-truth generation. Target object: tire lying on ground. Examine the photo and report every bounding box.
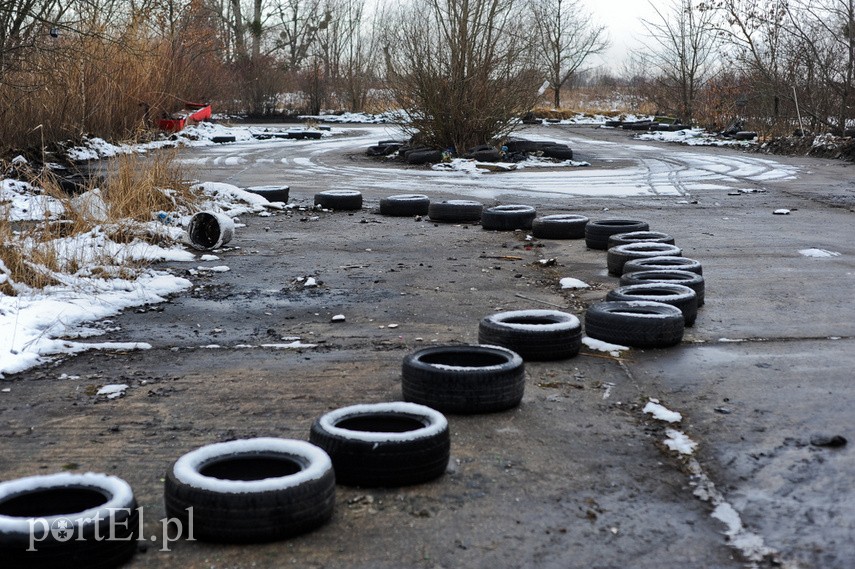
[606,283,698,326]
[314,190,363,211]
[379,194,430,217]
[0,472,138,569]
[164,438,335,543]
[481,205,537,230]
[621,269,705,306]
[478,309,582,361]
[584,300,685,348]
[531,214,590,239]
[428,200,483,223]
[309,402,450,487]
[541,144,573,160]
[401,344,525,414]
[607,231,675,248]
[622,255,703,276]
[606,242,683,276]
[246,185,290,203]
[407,149,443,165]
[585,219,650,250]
[366,144,399,157]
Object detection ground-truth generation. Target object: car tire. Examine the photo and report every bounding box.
[379,194,430,217]
[309,402,450,487]
[620,269,705,306]
[542,145,573,160]
[481,205,537,231]
[478,309,582,361]
[428,200,483,223]
[606,283,698,326]
[402,344,525,414]
[584,301,684,348]
[585,219,649,250]
[245,185,290,203]
[314,190,363,211]
[607,231,675,248]
[407,150,443,165]
[622,255,703,276]
[164,438,335,543]
[531,214,590,239]
[606,242,683,276]
[0,473,138,569]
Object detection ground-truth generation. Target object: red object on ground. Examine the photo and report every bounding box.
[157,102,211,132]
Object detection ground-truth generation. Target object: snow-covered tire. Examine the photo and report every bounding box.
[402,344,525,414]
[164,438,335,543]
[309,402,450,487]
[246,185,290,203]
[620,269,705,306]
[0,473,138,569]
[428,200,483,223]
[478,309,582,361]
[606,283,698,327]
[379,194,430,217]
[584,301,684,348]
[622,256,703,276]
[607,231,675,248]
[585,219,649,250]
[481,205,537,231]
[314,190,362,211]
[542,144,573,160]
[531,214,589,239]
[606,242,683,276]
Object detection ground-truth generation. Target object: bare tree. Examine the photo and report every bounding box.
[641,0,719,122]
[530,0,608,109]
[384,0,539,152]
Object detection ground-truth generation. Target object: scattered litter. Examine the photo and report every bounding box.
[2,388,11,393]
[538,258,557,266]
[96,384,128,399]
[560,277,589,289]
[331,314,346,322]
[664,429,697,454]
[799,248,841,258]
[643,400,682,423]
[773,208,791,215]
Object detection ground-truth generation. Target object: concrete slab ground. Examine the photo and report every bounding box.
[1,124,852,568]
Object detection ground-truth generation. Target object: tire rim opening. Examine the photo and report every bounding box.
[501,316,561,326]
[421,351,509,368]
[336,414,427,434]
[199,455,303,481]
[0,488,108,518]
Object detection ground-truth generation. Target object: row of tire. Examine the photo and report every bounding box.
[364,138,574,164]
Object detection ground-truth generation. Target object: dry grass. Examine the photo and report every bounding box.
[0,151,198,295]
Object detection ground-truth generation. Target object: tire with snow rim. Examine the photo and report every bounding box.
[584,301,684,348]
[246,185,290,203]
[428,200,483,223]
[622,255,703,276]
[481,205,537,230]
[607,231,675,248]
[620,269,705,306]
[585,219,649,250]
[401,344,525,414]
[379,194,430,217]
[606,242,683,276]
[531,214,589,239]
[164,438,335,543]
[0,473,138,569]
[314,190,363,211]
[606,283,698,326]
[309,402,450,487]
[478,309,582,361]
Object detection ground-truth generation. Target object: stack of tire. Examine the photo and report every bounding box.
[582,219,706,349]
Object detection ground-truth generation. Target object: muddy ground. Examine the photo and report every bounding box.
[1,124,853,568]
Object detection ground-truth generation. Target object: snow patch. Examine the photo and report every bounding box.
[560,277,590,289]
[96,384,129,399]
[799,248,841,258]
[664,428,698,454]
[582,336,629,357]
[643,400,682,423]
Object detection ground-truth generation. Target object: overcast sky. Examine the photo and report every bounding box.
[581,0,666,73]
